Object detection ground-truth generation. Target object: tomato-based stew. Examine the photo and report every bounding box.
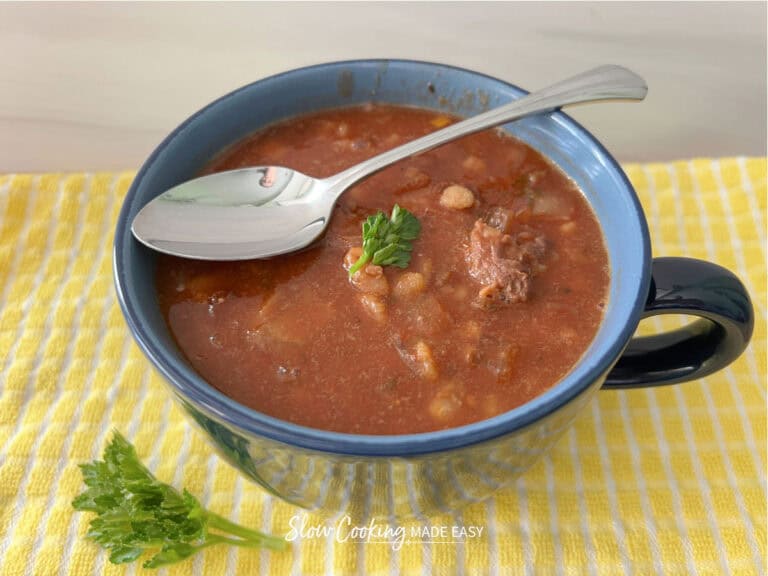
[156,104,609,434]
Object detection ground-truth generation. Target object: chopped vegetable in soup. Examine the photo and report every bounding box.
[156,104,609,434]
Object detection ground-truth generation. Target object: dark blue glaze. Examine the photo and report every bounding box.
[112,60,753,519]
[604,257,754,387]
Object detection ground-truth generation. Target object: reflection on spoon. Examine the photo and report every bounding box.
[260,166,278,188]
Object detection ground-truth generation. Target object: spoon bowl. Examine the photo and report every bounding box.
[131,65,647,261]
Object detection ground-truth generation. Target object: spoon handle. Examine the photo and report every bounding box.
[326,64,647,194]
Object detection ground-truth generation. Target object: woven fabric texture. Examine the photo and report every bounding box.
[0,158,765,575]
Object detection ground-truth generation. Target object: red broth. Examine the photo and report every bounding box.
[156,104,609,434]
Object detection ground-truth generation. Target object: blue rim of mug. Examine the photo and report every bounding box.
[113,59,652,457]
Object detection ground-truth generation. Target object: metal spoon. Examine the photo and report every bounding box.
[131,65,647,260]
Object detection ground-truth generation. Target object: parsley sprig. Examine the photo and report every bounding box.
[348,204,421,276]
[72,431,287,569]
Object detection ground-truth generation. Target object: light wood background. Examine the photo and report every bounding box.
[1,2,765,172]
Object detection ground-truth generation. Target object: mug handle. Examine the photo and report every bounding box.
[603,257,754,388]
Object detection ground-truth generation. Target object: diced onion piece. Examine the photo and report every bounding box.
[531,193,573,220]
[429,382,463,422]
[439,284,468,301]
[414,340,438,380]
[462,155,486,173]
[393,272,426,299]
[396,166,431,194]
[409,294,448,336]
[420,258,433,284]
[343,247,389,296]
[358,294,387,324]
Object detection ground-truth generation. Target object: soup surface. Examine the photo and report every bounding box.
[156,104,609,434]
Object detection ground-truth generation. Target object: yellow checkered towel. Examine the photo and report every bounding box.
[0,158,765,575]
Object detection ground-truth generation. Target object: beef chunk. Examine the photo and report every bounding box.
[465,219,546,306]
[483,207,513,234]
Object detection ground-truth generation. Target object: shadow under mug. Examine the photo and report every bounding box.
[113,60,754,520]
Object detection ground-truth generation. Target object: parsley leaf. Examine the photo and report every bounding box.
[348,204,421,276]
[72,431,287,569]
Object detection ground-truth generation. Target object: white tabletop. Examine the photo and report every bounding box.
[1,2,765,171]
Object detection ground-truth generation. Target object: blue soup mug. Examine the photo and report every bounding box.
[113,60,754,520]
